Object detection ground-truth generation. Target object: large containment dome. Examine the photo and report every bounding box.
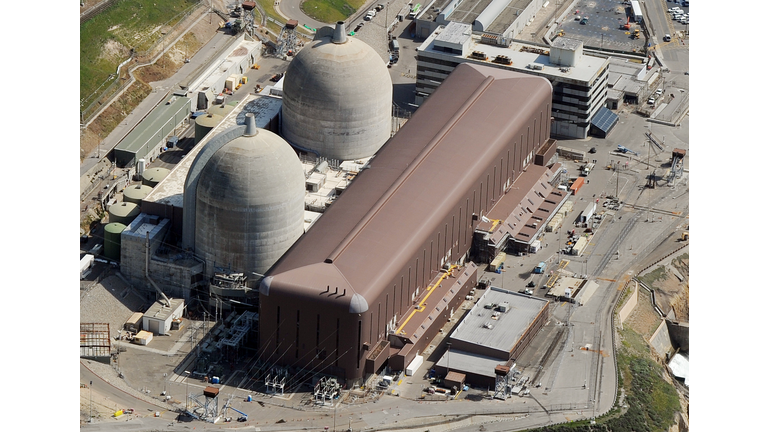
[109,202,140,225]
[104,222,126,261]
[282,22,393,161]
[194,124,306,276]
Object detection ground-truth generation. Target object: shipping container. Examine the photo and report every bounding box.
[571,237,588,256]
[489,252,507,271]
[570,177,585,195]
[406,354,424,376]
[80,254,95,279]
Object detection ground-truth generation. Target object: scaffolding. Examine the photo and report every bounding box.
[187,386,220,423]
[276,20,300,58]
[241,1,256,37]
[80,323,112,360]
[493,365,512,400]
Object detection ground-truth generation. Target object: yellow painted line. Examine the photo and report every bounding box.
[455,390,463,398]
[397,379,402,386]
[396,265,457,335]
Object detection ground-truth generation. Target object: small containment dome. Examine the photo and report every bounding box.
[142,167,171,187]
[194,125,306,276]
[195,113,223,144]
[123,184,154,205]
[104,222,126,261]
[282,21,393,161]
[109,202,140,225]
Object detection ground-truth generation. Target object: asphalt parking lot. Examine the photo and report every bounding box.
[557,0,646,52]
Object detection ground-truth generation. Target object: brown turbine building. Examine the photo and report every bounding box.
[259,63,556,384]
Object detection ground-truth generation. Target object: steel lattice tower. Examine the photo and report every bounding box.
[276,20,300,58]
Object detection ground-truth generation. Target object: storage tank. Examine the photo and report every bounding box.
[108,202,140,225]
[282,21,393,160]
[195,113,223,144]
[191,114,306,276]
[142,167,171,187]
[104,222,126,261]
[123,184,154,205]
[208,103,235,118]
[137,159,146,177]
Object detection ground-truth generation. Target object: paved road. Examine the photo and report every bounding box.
[80,27,236,177]
[275,0,329,31]
[81,361,177,427]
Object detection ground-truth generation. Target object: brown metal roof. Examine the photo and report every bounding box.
[264,63,553,310]
[477,163,567,246]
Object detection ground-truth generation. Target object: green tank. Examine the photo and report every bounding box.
[142,167,171,187]
[108,202,140,225]
[195,113,223,144]
[123,184,154,205]
[104,222,126,261]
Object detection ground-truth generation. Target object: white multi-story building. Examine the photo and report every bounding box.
[415,22,610,139]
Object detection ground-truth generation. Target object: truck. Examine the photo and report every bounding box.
[533,262,547,274]
[580,162,595,176]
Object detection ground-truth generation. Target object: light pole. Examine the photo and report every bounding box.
[185,370,191,413]
[163,372,167,396]
[89,380,93,422]
[446,342,451,374]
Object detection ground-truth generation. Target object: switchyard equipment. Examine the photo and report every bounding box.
[314,377,341,405]
[264,368,287,395]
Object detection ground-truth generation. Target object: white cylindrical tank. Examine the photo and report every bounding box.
[137,159,146,177]
[194,127,306,276]
[282,22,393,161]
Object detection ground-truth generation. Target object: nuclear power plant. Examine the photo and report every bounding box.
[103,22,568,386]
[281,22,393,160]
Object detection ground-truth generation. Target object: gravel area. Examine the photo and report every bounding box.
[80,271,147,338]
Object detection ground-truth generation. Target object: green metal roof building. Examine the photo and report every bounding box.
[114,96,191,167]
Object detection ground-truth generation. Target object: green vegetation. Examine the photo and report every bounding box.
[522,327,680,432]
[637,267,666,289]
[301,0,366,23]
[671,253,688,268]
[80,0,199,103]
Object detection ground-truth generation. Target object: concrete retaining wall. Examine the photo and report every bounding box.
[666,320,689,352]
[617,280,639,326]
[649,319,673,359]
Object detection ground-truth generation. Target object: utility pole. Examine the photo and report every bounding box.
[89,380,93,422]
[185,370,191,413]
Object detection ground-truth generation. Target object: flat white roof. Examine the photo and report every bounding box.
[419,26,608,83]
[450,286,548,354]
[143,94,281,208]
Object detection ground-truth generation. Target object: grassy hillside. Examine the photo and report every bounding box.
[80,0,199,104]
[301,0,367,23]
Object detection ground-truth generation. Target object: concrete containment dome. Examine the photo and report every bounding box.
[282,21,393,161]
[194,125,306,276]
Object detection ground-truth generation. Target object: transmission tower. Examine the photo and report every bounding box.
[276,19,300,58]
[241,1,256,36]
